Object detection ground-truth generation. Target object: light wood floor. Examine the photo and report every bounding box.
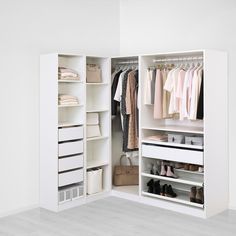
[0,197,235,236]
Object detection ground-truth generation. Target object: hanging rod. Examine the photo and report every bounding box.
[115,60,138,65]
[153,56,203,63]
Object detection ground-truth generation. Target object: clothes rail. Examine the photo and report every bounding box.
[153,56,203,63]
[115,60,138,64]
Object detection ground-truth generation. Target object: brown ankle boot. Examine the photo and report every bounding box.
[189,164,198,171]
[190,186,197,202]
[184,164,190,170]
[196,187,204,204]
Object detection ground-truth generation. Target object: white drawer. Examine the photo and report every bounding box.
[59,155,84,172]
[142,144,203,165]
[58,140,83,157]
[58,169,83,187]
[59,126,83,142]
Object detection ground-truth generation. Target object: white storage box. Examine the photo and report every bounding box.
[58,126,83,142]
[58,140,83,157]
[59,169,83,187]
[59,154,83,172]
[87,113,99,125]
[87,168,103,195]
[168,133,184,144]
[58,184,84,204]
[185,136,204,146]
[86,125,101,138]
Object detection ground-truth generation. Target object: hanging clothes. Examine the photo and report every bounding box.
[197,74,204,119]
[126,70,139,149]
[111,70,122,116]
[153,69,163,119]
[144,69,155,105]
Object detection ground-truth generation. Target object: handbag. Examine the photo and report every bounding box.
[113,155,139,186]
[86,64,101,83]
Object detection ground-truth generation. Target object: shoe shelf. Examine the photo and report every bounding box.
[141,172,203,187]
[142,189,204,209]
[141,125,204,135]
[174,168,204,175]
[142,139,203,150]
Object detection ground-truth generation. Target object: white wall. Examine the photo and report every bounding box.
[120,0,236,208]
[0,0,120,216]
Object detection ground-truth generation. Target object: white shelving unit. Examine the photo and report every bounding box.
[40,50,228,218]
[40,54,111,212]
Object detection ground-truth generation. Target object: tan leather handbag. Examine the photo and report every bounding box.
[86,64,101,83]
[113,155,139,186]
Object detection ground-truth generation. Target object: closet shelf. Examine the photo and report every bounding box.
[142,190,204,209]
[174,168,204,175]
[87,136,109,142]
[142,139,203,150]
[58,122,83,128]
[86,109,109,113]
[86,83,108,86]
[58,80,83,83]
[87,160,109,169]
[141,173,203,187]
[58,104,83,108]
[141,125,204,134]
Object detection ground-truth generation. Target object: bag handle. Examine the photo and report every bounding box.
[120,154,133,166]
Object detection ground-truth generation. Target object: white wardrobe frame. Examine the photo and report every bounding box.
[40,49,228,218]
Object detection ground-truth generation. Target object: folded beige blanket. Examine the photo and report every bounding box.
[146,135,168,142]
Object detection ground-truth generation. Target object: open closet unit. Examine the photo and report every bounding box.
[40,50,228,218]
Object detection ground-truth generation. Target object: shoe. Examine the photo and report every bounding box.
[147,179,154,193]
[184,164,190,170]
[165,185,177,198]
[174,162,184,169]
[189,164,198,171]
[153,163,160,175]
[160,184,167,196]
[166,166,178,179]
[190,186,197,202]
[160,162,167,176]
[154,180,161,195]
[147,163,154,175]
[198,166,204,173]
[196,187,204,204]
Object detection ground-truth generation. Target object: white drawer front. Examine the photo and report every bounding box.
[58,169,83,187]
[142,144,203,165]
[58,140,83,157]
[59,155,84,172]
[59,126,83,142]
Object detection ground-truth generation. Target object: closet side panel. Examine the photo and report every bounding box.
[40,54,58,211]
[204,50,228,217]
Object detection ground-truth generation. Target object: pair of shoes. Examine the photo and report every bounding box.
[198,166,204,173]
[160,162,178,179]
[184,164,199,171]
[160,184,177,198]
[174,162,184,169]
[190,187,204,204]
[146,179,161,194]
[148,162,160,175]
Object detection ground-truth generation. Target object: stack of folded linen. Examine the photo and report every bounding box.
[58,67,80,81]
[58,94,79,105]
[146,134,168,142]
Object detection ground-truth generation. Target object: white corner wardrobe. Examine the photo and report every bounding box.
[40,50,228,218]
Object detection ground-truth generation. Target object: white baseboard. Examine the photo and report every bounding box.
[0,204,39,218]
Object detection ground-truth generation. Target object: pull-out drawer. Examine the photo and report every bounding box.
[59,126,83,142]
[59,140,83,157]
[58,169,83,187]
[59,155,84,172]
[142,144,203,165]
